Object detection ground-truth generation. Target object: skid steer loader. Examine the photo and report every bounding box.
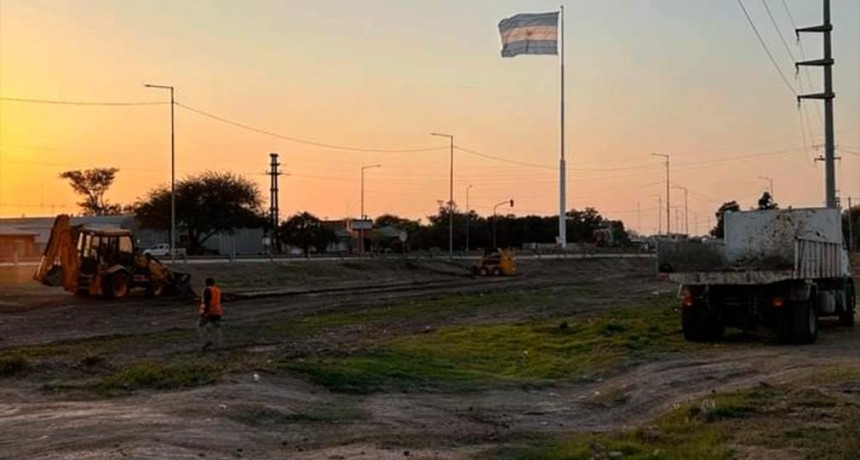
[33,215,191,299]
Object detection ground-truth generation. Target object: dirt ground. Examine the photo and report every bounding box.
[1,257,858,459]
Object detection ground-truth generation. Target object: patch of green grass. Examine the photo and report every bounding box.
[492,389,778,460]
[810,366,860,384]
[300,286,597,331]
[0,329,192,364]
[284,296,690,393]
[88,360,224,393]
[0,354,28,377]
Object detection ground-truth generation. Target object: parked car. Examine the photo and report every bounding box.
[142,243,187,258]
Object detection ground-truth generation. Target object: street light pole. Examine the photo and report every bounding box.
[360,164,381,254]
[651,153,670,234]
[651,194,662,235]
[431,132,454,257]
[492,199,514,249]
[144,84,176,262]
[672,185,688,235]
[466,184,473,253]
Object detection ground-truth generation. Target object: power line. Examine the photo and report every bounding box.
[454,146,554,170]
[455,145,660,173]
[762,0,796,61]
[0,97,167,106]
[736,0,797,96]
[778,0,824,128]
[174,101,446,154]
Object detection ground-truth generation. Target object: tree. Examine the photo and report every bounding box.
[374,214,421,251]
[566,208,604,242]
[757,191,778,210]
[710,201,740,238]
[278,212,334,256]
[135,171,265,254]
[59,168,122,215]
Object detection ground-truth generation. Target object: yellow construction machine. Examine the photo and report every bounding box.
[33,215,191,299]
[474,249,516,276]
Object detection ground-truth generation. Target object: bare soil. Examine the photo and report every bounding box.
[1,257,858,459]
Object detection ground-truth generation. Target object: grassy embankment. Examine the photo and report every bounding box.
[492,367,860,460]
[0,288,691,395]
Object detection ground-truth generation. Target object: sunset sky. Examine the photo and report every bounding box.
[1,0,858,235]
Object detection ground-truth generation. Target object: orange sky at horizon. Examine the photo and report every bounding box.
[1,0,858,235]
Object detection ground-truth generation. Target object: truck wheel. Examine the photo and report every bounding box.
[682,302,724,342]
[776,308,794,343]
[105,273,130,299]
[479,267,489,276]
[839,281,855,327]
[785,300,817,344]
[491,267,501,276]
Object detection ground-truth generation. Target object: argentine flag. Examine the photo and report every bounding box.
[498,12,559,57]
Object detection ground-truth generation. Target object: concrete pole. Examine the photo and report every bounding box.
[796,0,836,207]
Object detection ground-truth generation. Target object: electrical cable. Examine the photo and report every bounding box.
[779,0,824,128]
[174,101,447,153]
[736,0,798,96]
[0,97,167,106]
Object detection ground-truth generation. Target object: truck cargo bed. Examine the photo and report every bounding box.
[658,208,847,285]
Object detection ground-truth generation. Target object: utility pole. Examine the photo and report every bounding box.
[652,153,670,234]
[466,184,473,253]
[849,196,854,252]
[268,153,282,254]
[492,199,514,249]
[431,132,454,257]
[652,194,662,235]
[672,185,688,235]
[796,0,836,207]
[144,84,176,261]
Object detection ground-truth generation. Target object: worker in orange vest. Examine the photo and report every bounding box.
[197,277,223,350]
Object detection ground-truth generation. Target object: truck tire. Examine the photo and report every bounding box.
[105,273,131,299]
[839,281,855,327]
[779,300,817,344]
[682,303,724,342]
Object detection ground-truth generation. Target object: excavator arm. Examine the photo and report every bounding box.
[33,215,81,292]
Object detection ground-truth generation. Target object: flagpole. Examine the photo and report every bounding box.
[558,5,567,249]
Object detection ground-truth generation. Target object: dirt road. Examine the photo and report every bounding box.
[1,258,858,459]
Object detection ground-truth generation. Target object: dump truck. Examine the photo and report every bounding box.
[657,208,854,344]
[33,215,191,299]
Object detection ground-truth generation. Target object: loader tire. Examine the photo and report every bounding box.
[105,273,130,299]
[146,283,165,298]
[839,281,855,327]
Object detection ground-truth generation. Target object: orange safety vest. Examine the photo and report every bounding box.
[198,285,223,316]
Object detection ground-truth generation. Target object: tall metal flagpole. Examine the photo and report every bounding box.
[558,5,567,249]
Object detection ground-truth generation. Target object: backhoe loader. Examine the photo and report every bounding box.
[33,215,191,299]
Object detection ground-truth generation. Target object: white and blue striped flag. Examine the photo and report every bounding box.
[498,11,559,57]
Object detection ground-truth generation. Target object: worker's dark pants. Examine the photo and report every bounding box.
[197,315,223,346]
